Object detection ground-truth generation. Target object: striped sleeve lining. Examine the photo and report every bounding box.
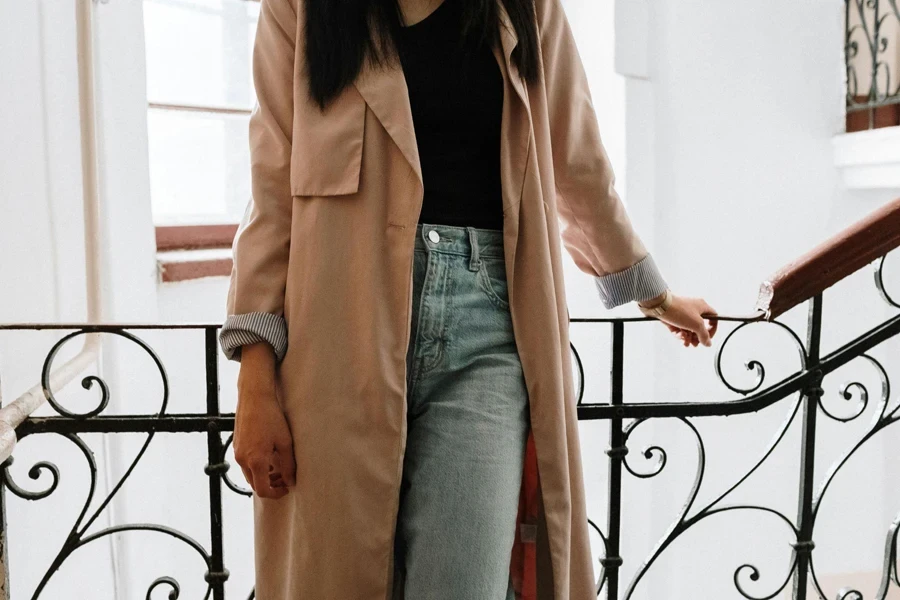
[218,312,288,363]
[593,253,668,310]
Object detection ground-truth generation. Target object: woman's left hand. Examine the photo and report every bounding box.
[650,293,719,347]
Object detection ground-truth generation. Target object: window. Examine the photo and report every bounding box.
[143,0,260,257]
[845,0,900,132]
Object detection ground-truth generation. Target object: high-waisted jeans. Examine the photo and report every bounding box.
[391,223,531,600]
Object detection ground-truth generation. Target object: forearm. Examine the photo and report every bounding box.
[219,0,297,364]
[237,342,278,397]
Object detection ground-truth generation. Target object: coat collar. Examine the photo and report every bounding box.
[352,0,530,196]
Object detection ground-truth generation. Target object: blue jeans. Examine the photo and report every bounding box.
[391,223,531,600]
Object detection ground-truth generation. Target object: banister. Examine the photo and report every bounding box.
[755,197,900,320]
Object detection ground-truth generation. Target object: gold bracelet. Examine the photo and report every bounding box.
[638,290,667,309]
[638,289,672,318]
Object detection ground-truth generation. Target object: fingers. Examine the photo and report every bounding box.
[695,315,712,347]
[236,451,291,500]
[660,297,718,349]
[683,330,699,347]
[673,329,694,347]
[671,325,706,347]
[688,299,714,347]
[274,438,297,487]
[240,464,255,491]
[234,438,257,491]
[703,301,719,340]
[251,455,288,499]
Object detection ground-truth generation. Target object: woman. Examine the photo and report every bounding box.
[219,0,718,598]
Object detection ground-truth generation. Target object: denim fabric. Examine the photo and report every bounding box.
[392,223,531,600]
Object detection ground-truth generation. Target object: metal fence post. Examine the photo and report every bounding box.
[603,321,626,599]
[204,327,229,600]
[791,293,824,599]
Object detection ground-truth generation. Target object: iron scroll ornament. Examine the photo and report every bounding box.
[0,328,224,600]
[1,251,899,599]
[570,253,900,600]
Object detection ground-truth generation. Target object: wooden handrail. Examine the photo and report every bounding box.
[755,197,900,320]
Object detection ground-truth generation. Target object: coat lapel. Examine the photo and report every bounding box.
[352,0,532,209]
[494,0,533,212]
[495,0,531,124]
[352,32,423,186]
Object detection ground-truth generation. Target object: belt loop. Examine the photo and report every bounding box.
[466,226,481,271]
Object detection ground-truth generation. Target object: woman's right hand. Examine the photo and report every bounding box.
[233,342,296,499]
[654,293,719,347]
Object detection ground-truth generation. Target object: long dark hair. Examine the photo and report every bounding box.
[304,0,539,111]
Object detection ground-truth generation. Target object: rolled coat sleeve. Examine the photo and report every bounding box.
[536,0,668,309]
[219,0,297,362]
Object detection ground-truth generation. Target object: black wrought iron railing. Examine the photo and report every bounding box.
[845,0,900,131]
[2,200,900,600]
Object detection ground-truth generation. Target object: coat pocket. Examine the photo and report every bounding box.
[290,85,366,197]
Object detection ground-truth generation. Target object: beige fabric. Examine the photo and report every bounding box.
[226,0,654,597]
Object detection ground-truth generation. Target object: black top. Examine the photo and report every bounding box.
[396,0,505,230]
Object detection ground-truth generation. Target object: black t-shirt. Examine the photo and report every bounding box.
[396,0,505,230]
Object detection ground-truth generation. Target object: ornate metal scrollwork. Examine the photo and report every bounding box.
[616,412,802,600]
[221,433,252,497]
[0,328,223,599]
[714,318,808,396]
[145,575,179,600]
[875,253,899,310]
[586,251,898,600]
[40,328,169,419]
[3,432,215,599]
[2,249,899,599]
[1,456,59,501]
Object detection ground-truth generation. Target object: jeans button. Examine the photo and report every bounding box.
[427,230,440,243]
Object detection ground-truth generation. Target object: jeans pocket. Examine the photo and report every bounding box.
[476,257,510,310]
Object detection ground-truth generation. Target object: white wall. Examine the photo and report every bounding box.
[2,0,899,599]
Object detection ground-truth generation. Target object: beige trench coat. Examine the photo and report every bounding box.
[225,0,662,597]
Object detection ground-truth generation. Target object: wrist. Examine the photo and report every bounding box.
[238,344,277,390]
[638,289,669,309]
[637,289,673,317]
[238,372,277,397]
